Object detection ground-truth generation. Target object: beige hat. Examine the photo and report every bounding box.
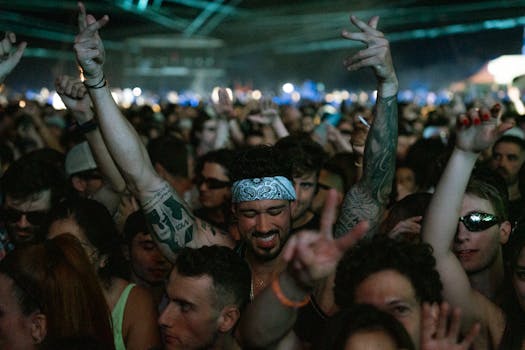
[65,141,97,177]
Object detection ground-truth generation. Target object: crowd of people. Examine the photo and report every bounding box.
[1,2,525,350]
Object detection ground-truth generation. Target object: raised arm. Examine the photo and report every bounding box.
[72,3,234,262]
[334,16,398,238]
[421,107,509,346]
[55,75,126,193]
[0,32,26,84]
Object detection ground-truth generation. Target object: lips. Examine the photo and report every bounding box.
[455,249,478,260]
[253,233,278,249]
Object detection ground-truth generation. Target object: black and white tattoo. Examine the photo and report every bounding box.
[335,95,397,238]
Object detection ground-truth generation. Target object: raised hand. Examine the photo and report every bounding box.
[421,302,480,350]
[0,32,26,83]
[342,16,397,92]
[212,87,234,118]
[387,216,422,240]
[455,104,512,154]
[55,75,92,122]
[282,189,369,288]
[74,2,109,85]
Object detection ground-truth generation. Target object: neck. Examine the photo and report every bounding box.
[202,206,227,224]
[245,253,286,298]
[468,252,504,302]
[509,182,521,201]
[292,210,314,230]
[208,333,238,350]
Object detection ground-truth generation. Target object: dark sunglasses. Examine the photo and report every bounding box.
[459,211,500,232]
[193,176,231,190]
[1,207,49,226]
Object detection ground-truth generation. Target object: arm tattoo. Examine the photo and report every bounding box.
[142,182,196,255]
[335,95,397,238]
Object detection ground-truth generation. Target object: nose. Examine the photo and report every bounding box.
[158,302,176,327]
[16,213,30,227]
[255,214,271,233]
[455,223,470,243]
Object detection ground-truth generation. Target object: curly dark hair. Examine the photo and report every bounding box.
[1,148,66,206]
[334,236,443,308]
[195,148,235,179]
[274,133,326,178]
[317,304,415,350]
[175,245,251,310]
[147,135,190,178]
[230,145,292,183]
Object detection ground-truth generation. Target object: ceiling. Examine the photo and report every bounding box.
[2,0,525,91]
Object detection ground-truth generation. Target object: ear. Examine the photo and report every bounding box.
[98,253,109,270]
[217,305,240,333]
[30,312,47,344]
[499,220,512,244]
[71,176,87,193]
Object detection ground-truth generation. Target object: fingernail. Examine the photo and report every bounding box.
[482,113,490,121]
[473,118,481,125]
[462,118,470,126]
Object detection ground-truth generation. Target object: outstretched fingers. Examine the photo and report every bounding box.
[319,189,338,238]
[349,15,383,37]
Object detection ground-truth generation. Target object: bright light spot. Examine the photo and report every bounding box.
[341,90,350,100]
[40,88,50,99]
[487,55,525,84]
[123,88,134,105]
[132,87,142,97]
[167,91,179,104]
[426,92,437,105]
[251,90,262,100]
[359,91,369,104]
[52,92,66,110]
[282,83,294,94]
[211,87,220,104]
[152,104,161,113]
[325,93,335,103]
[372,90,378,100]
[18,100,26,108]
[317,83,325,92]
[226,88,233,102]
[136,96,145,106]
[291,91,301,102]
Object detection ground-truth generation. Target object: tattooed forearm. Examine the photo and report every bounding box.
[335,95,398,238]
[142,182,196,260]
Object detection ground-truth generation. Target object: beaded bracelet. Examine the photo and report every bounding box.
[84,75,106,89]
[271,277,310,308]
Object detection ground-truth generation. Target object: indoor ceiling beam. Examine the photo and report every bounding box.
[183,0,224,36]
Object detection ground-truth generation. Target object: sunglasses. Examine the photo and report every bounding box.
[1,207,49,226]
[193,176,231,190]
[459,211,500,232]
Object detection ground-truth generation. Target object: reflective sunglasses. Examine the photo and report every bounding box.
[459,211,500,232]
[193,176,231,190]
[1,207,49,226]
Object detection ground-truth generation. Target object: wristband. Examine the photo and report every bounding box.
[77,119,98,134]
[84,75,106,89]
[271,277,310,308]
